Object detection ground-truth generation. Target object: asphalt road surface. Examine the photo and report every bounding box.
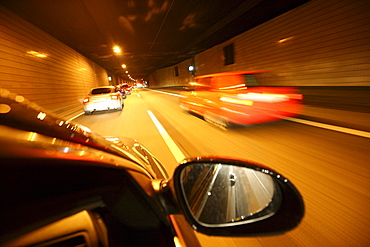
[73,88,370,247]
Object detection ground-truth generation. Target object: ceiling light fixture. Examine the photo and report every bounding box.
[26,51,48,58]
[113,46,121,53]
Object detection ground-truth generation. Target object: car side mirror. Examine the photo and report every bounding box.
[172,157,304,236]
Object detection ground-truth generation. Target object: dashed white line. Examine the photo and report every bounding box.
[147,110,186,163]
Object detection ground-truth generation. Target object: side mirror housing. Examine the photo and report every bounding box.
[172,156,304,236]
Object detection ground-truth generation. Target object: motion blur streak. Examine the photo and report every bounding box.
[138,88,370,138]
[74,89,370,247]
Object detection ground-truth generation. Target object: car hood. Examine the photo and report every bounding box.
[0,88,166,178]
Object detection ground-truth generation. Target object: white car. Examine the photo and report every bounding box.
[83,86,124,114]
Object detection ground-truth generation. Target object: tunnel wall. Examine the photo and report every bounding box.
[149,0,370,87]
[148,58,193,87]
[0,6,109,119]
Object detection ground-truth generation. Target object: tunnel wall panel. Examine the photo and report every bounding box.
[148,58,193,87]
[0,6,109,119]
[151,0,370,87]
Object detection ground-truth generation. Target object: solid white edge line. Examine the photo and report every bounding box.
[68,112,85,121]
[147,110,186,163]
[145,88,185,97]
[287,117,370,139]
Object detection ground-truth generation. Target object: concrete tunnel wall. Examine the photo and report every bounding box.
[148,0,370,87]
[0,0,369,120]
[0,5,110,119]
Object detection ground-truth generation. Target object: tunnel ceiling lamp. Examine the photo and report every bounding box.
[278,36,294,44]
[27,51,48,58]
[121,64,127,68]
[113,46,121,53]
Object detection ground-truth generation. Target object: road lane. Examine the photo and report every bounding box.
[74,88,370,247]
[74,89,180,174]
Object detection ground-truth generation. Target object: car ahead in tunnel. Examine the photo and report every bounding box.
[0,88,304,247]
[180,71,303,129]
[83,86,124,115]
[119,83,132,95]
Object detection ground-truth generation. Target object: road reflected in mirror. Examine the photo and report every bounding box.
[180,163,282,226]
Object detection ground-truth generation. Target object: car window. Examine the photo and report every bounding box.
[195,78,212,91]
[91,88,113,95]
[243,74,260,87]
[213,75,245,90]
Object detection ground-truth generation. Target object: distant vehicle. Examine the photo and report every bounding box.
[0,89,304,246]
[135,79,147,88]
[115,85,127,98]
[83,86,124,115]
[180,71,303,129]
[120,84,132,95]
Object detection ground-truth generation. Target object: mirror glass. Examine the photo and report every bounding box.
[180,163,281,226]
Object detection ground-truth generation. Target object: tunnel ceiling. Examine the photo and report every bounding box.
[0,0,309,80]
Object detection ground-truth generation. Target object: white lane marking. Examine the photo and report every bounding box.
[287,118,370,139]
[147,110,186,163]
[145,88,185,97]
[68,112,85,121]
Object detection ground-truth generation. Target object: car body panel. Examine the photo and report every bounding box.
[0,88,166,179]
[0,155,181,247]
[0,88,185,246]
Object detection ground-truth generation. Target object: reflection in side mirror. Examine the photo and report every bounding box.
[173,157,304,236]
[180,163,281,226]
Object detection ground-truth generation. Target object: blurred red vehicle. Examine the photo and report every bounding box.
[180,71,303,129]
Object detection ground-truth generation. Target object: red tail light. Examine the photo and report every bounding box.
[83,97,89,103]
[111,94,119,100]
